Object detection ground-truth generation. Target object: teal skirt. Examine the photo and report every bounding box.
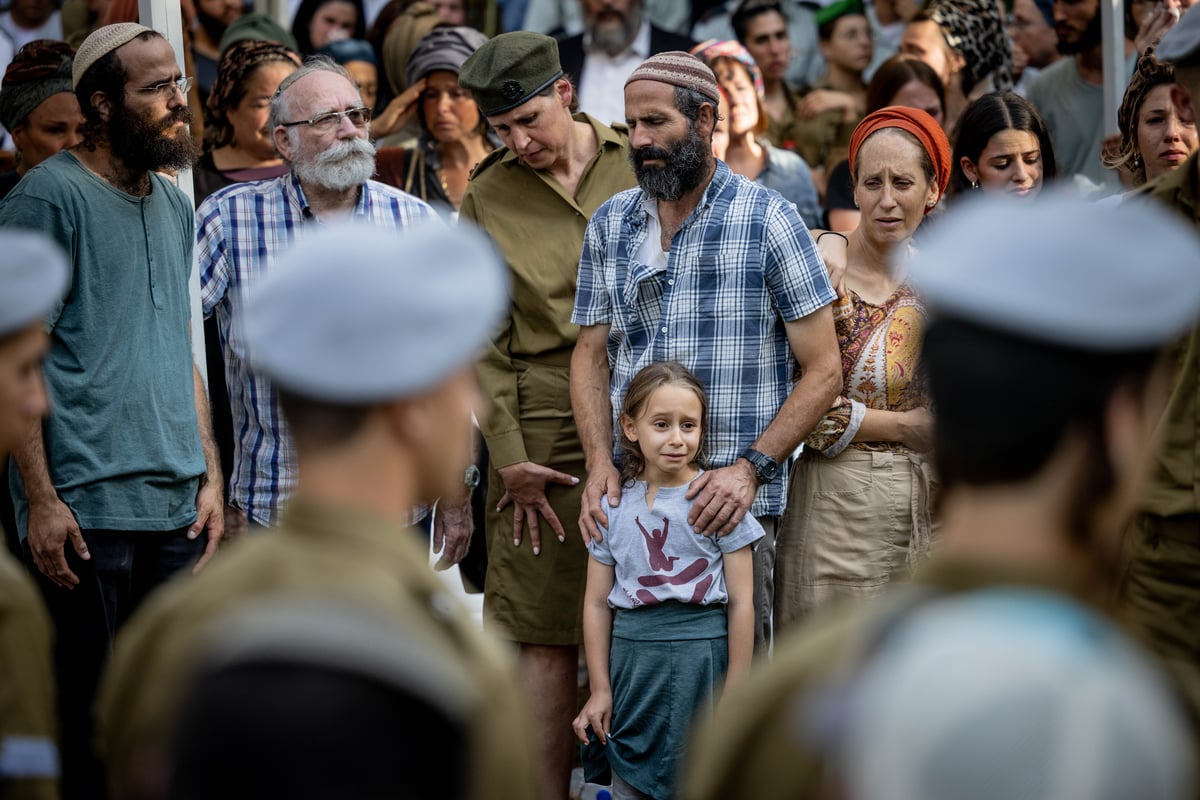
[583,601,728,799]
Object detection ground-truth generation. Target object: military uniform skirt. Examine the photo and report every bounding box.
[483,357,588,645]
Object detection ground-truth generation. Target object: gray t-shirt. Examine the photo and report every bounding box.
[1027,53,1136,192]
[589,472,764,610]
[1,151,203,534]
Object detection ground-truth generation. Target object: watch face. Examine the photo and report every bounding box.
[760,462,778,482]
[464,464,481,490]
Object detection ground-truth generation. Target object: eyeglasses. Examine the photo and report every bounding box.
[278,107,373,132]
[134,76,194,97]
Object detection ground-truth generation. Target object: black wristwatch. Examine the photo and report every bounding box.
[740,448,778,485]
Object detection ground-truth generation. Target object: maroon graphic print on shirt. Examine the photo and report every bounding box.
[636,515,680,571]
[633,514,711,605]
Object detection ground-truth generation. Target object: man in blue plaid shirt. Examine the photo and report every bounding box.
[570,52,841,649]
[197,57,436,527]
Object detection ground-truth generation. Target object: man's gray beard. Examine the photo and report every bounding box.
[293,138,376,192]
[589,7,640,55]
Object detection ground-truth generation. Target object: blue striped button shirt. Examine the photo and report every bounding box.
[198,172,436,525]
[571,161,837,516]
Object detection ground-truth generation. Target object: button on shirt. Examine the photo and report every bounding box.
[197,173,436,525]
[572,161,836,516]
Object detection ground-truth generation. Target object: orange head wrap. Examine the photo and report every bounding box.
[848,106,951,214]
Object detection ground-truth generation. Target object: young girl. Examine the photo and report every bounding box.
[571,362,762,800]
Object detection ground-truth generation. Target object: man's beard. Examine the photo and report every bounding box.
[108,100,197,172]
[1057,8,1102,54]
[630,122,711,201]
[589,6,640,56]
[293,137,376,192]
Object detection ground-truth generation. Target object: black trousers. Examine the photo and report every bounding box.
[23,527,204,800]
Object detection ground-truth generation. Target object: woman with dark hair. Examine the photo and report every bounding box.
[193,39,301,202]
[1102,49,1197,188]
[731,0,805,152]
[291,0,365,56]
[774,107,952,631]
[948,91,1056,201]
[824,54,945,230]
[374,26,493,218]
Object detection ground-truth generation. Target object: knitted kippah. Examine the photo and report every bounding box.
[73,22,153,89]
[625,51,720,105]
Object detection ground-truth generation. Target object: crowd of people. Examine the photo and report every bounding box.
[2,0,1200,799]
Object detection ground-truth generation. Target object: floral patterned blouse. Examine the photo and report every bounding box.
[805,283,929,455]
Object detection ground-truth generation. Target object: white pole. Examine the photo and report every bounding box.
[254,0,292,29]
[1101,0,1124,138]
[138,0,206,382]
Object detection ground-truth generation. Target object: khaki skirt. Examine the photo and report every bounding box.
[774,448,936,633]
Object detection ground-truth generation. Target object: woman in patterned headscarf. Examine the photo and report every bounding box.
[775,106,951,632]
[374,27,494,218]
[900,0,1012,132]
[0,39,83,199]
[193,39,301,203]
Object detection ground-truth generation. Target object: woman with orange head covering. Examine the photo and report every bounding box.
[774,106,950,632]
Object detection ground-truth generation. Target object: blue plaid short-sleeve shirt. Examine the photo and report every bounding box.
[572,161,836,516]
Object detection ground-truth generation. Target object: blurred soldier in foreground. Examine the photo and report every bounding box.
[0,232,68,800]
[682,194,1200,800]
[96,222,536,800]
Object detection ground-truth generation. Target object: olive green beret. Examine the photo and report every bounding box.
[459,31,563,117]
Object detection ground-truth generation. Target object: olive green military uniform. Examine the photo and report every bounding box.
[1124,152,1200,695]
[793,81,859,176]
[0,547,57,800]
[96,501,535,800]
[681,558,1200,799]
[460,113,636,646]
[765,82,856,175]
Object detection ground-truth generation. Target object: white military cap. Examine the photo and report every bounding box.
[1159,5,1200,66]
[0,230,68,337]
[907,193,1200,350]
[240,221,508,403]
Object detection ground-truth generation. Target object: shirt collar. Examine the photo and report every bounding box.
[287,169,371,220]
